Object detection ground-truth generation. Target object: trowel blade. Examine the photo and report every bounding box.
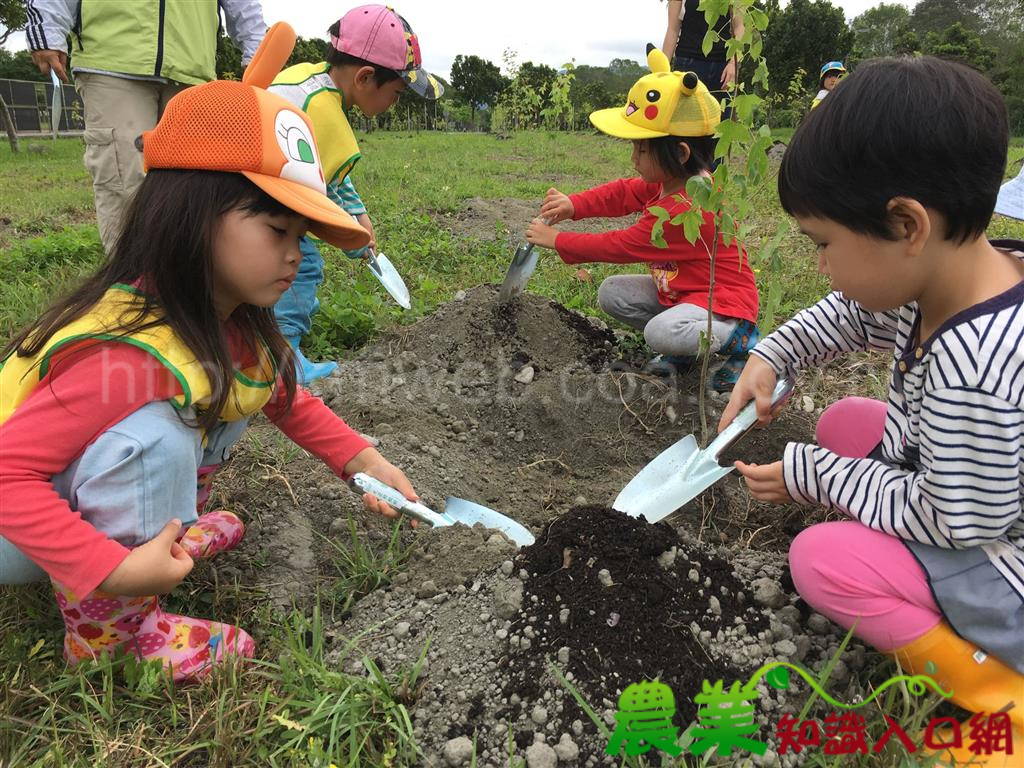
[366,250,411,309]
[612,434,734,522]
[497,243,538,302]
[444,497,535,547]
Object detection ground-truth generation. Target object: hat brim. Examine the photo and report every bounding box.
[589,108,668,140]
[242,171,371,250]
[400,68,443,100]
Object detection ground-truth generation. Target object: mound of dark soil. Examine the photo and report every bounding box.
[504,506,768,730]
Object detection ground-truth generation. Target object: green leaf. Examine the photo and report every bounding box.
[753,60,769,87]
[925,660,938,676]
[698,0,731,24]
[749,7,769,30]
[701,29,717,58]
[683,212,703,244]
[714,119,749,158]
[749,36,763,60]
[649,206,672,249]
[732,94,762,121]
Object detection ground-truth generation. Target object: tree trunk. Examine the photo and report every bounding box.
[0,93,19,153]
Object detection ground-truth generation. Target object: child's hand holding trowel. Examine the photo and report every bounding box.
[525,188,575,250]
[718,356,793,503]
[718,355,787,430]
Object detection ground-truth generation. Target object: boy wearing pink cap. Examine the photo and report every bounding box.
[270,5,442,382]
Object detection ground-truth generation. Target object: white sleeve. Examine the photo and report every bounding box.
[753,291,900,375]
[220,0,266,64]
[25,0,77,54]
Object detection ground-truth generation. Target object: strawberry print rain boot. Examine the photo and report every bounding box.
[54,583,255,683]
[176,510,245,560]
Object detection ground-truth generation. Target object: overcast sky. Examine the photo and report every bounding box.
[4,0,917,80]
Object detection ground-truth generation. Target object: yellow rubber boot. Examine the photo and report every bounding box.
[892,621,1023,765]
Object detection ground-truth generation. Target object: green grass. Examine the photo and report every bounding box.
[1,131,1023,766]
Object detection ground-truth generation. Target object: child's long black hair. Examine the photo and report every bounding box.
[644,134,716,180]
[3,170,298,431]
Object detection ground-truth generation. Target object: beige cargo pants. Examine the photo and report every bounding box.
[75,73,187,252]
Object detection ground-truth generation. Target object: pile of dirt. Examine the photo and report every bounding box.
[503,506,767,729]
[214,284,869,765]
[336,506,869,767]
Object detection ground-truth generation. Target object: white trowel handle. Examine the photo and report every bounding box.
[710,376,795,461]
[348,473,448,527]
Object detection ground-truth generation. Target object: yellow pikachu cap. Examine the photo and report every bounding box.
[590,44,721,140]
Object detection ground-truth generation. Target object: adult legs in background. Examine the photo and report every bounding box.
[75,73,186,252]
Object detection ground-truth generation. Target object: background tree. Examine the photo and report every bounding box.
[850,3,911,60]
[922,22,998,71]
[760,0,854,91]
[0,49,46,81]
[909,0,977,39]
[0,0,29,151]
[0,0,26,47]
[892,27,922,55]
[991,46,1024,134]
[450,54,506,124]
[216,33,244,79]
[287,36,327,68]
[517,61,557,104]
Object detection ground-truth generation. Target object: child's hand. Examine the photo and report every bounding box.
[718,356,781,431]
[526,218,558,250]
[539,188,574,224]
[735,461,791,503]
[355,213,377,250]
[99,519,194,596]
[344,447,419,524]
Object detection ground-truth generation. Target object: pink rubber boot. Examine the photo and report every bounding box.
[177,510,245,560]
[54,583,255,683]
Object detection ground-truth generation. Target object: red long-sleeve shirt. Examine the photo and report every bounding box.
[0,340,369,597]
[556,177,759,323]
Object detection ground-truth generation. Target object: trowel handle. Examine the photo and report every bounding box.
[348,473,448,528]
[710,376,795,461]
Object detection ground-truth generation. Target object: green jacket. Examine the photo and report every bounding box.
[26,0,265,84]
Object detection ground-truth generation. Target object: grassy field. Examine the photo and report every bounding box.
[0,131,1023,767]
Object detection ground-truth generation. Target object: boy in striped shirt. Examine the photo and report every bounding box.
[720,57,1023,758]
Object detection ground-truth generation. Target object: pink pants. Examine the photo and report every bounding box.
[789,397,941,651]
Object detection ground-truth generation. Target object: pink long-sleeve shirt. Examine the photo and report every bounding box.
[0,339,368,597]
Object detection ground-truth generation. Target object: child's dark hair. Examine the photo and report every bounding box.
[325,21,402,87]
[780,56,1008,245]
[2,171,298,431]
[646,134,716,179]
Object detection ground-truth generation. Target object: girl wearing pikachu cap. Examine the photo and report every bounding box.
[526,46,760,391]
[0,25,420,683]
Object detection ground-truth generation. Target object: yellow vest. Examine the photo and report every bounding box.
[270,62,361,185]
[0,285,276,426]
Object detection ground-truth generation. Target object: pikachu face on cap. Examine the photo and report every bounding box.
[590,45,722,140]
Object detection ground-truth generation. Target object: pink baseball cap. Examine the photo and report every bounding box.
[331,4,443,100]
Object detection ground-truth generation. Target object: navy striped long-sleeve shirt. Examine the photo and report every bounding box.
[753,240,1024,600]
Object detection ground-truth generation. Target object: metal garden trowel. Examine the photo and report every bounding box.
[613,377,795,522]
[365,248,411,309]
[497,218,550,302]
[349,473,535,547]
